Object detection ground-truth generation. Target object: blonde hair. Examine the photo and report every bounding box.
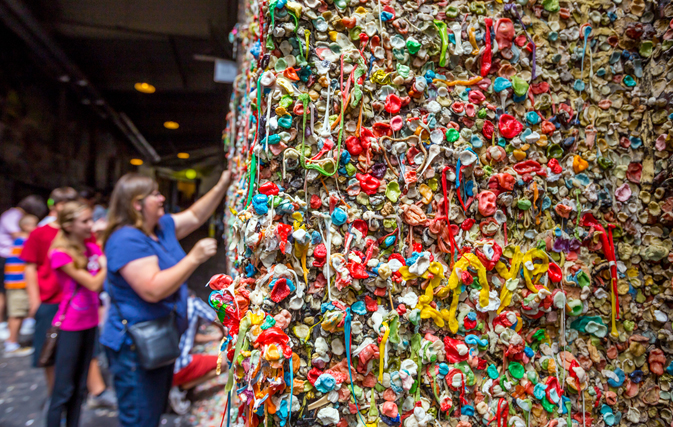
[51,201,90,269]
[103,173,158,245]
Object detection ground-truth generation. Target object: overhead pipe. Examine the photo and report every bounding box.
[0,0,161,163]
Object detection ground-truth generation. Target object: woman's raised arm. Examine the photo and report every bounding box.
[172,168,232,240]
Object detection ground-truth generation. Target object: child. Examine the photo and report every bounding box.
[46,201,106,427]
[4,214,38,357]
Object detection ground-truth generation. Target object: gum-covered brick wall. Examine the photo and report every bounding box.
[213,1,673,427]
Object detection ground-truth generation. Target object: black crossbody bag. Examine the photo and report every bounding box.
[108,284,181,370]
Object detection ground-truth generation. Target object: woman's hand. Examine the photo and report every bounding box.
[217,160,235,190]
[98,255,107,271]
[172,161,235,240]
[188,238,218,264]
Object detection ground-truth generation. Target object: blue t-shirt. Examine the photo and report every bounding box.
[101,215,189,351]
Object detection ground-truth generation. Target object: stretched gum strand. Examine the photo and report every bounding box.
[469,27,479,55]
[378,321,390,382]
[433,20,449,67]
[432,76,484,87]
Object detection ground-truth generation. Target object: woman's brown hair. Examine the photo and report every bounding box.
[103,173,158,245]
[51,201,90,269]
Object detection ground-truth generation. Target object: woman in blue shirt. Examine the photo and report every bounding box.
[101,170,231,427]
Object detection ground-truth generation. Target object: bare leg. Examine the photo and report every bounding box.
[7,317,23,344]
[87,358,106,396]
[179,369,221,391]
[0,293,5,323]
[45,366,55,394]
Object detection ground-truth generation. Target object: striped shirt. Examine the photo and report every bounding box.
[5,237,27,289]
[174,296,217,373]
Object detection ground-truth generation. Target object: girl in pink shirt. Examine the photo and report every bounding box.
[46,201,106,427]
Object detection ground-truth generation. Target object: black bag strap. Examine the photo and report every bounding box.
[106,281,178,332]
[106,283,129,329]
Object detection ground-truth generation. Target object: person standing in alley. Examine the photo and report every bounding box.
[3,214,38,357]
[0,195,47,340]
[21,187,80,391]
[101,168,232,427]
[45,201,106,427]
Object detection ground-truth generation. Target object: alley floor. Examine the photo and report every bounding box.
[0,349,185,427]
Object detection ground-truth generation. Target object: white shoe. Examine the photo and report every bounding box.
[87,389,118,409]
[0,322,8,340]
[20,318,35,335]
[4,341,34,358]
[169,386,191,415]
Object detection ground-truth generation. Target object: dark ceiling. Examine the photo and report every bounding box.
[21,0,238,162]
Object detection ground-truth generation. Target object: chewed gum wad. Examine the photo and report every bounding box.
[215,1,673,427]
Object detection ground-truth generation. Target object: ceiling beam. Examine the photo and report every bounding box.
[169,35,188,90]
[0,0,161,163]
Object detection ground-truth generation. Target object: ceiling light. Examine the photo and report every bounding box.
[164,121,179,129]
[177,152,189,159]
[134,82,156,94]
[130,158,143,166]
[185,169,197,179]
[77,80,88,86]
[58,75,70,83]
[81,99,91,105]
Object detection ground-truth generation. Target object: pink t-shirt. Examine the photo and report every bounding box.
[51,243,102,331]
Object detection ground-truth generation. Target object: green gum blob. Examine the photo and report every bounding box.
[469,1,486,14]
[639,41,653,58]
[396,63,410,79]
[597,156,614,169]
[547,143,564,159]
[279,95,294,109]
[542,0,559,12]
[406,38,421,55]
[446,128,460,143]
[517,199,532,210]
[350,86,363,107]
[383,218,397,231]
[508,361,525,379]
[274,58,288,72]
[386,181,401,202]
[510,75,530,97]
[356,192,370,207]
[541,397,556,413]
